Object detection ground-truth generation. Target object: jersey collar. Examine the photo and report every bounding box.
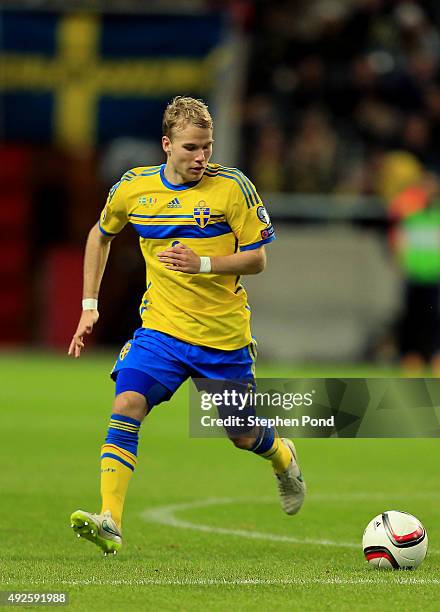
[160,164,201,191]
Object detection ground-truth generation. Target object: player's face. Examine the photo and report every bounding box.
[162,123,213,184]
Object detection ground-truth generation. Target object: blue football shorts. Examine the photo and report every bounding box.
[111,328,257,411]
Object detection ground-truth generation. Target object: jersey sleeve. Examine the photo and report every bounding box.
[98,173,131,236]
[226,172,276,251]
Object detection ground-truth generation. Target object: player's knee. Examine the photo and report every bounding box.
[113,391,148,422]
[229,435,256,450]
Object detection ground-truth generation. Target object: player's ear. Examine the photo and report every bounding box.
[162,135,171,156]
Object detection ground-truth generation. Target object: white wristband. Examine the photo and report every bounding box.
[82,298,98,311]
[199,256,212,273]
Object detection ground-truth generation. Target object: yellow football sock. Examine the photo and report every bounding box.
[100,444,137,529]
[260,437,292,474]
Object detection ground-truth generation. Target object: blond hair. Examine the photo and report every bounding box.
[162,96,213,138]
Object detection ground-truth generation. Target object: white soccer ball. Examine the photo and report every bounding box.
[362,510,428,570]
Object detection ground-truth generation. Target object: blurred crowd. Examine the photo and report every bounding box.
[241,0,440,197]
[3,1,440,362]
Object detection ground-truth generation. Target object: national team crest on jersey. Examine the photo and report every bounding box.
[119,342,132,360]
[193,206,210,228]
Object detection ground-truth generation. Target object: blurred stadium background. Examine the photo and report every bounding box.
[2,0,440,369]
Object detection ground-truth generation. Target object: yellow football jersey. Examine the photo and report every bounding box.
[99,163,276,350]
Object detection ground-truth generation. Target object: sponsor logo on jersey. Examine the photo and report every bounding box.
[138,196,157,206]
[193,204,211,228]
[257,205,271,225]
[167,198,182,208]
[101,206,109,222]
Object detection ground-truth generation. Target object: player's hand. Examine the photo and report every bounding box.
[68,309,99,358]
[157,243,201,274]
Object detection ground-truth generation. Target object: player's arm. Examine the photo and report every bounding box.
[68,223,115,358]
[68,171,130,357]
[158,243,266,274]
[159,172,274,275]
[211,246,266,274]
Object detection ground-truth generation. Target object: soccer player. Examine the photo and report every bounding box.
[68,97,305,555]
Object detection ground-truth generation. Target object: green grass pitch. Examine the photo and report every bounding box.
[0,353,438,611]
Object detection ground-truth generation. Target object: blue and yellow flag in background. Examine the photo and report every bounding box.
[1,11,223,148]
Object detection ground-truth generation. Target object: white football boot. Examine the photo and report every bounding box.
[70,509,122,555]
[275,438,306,515]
